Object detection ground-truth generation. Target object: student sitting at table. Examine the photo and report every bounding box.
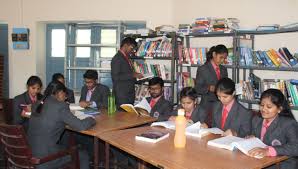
[27,81,96,169]
[146,77,173,121]
[13,75,43,132]
[168,87,206,124]
[52,73,75,103]
[79,69,109,109]
[248,89,298,169]
[205,77,252,137]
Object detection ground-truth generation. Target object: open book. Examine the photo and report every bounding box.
[207,136,267,158]
[151,121,224,138]
[120,98,151,116]
[73,111,94,120]
[135,130,170,143]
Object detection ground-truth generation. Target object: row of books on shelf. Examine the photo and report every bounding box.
[239,47,298,67]
[133,60,171,81]
[135,84,172,102]
[135,36,172,58]
[177,72,195,93]
[178,46,234,65]
[237,77,298,106]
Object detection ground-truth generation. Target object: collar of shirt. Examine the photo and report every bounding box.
[151,95,161,103]
[211,60,219,70]
[262,115,277,128]
[222,99,235,113]
[119,49,128,59]
[29,94,37,103]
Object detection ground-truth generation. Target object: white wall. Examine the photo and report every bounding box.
[0,0,174,97]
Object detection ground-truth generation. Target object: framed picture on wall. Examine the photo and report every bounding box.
[12,28,29,50]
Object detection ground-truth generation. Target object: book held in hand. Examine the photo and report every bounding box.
[135,130,170,143]
[207,136,267,158]
[121,98,151,116]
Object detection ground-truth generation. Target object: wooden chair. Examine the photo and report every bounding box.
[0,123,80,169]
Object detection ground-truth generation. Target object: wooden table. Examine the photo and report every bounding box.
[70,110,156,169]
[99,126,288,169]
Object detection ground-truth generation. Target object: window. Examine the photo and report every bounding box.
[47,22,146,93]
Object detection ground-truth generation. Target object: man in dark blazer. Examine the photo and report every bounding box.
[251,115,298,169]
[79,70,109,109]
[195,55,228,125]
[111,37,143,108]
[212,100,252,138]
[52,73,75,103]
[146,77,173,121]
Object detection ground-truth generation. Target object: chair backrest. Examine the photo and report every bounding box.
[0,123,34,168]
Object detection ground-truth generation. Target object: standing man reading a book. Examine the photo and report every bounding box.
[147,77,173,121]
[111,37,143,109]
[79,70,109,109]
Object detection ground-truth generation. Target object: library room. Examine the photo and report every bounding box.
[0,0,298,169]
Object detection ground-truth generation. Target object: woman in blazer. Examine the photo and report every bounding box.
[248,89,298,169]
[169,87,206,123]
[27,81,96,169]
[195,44,228,125]
[206,77,252,137]
[13,76,43,132]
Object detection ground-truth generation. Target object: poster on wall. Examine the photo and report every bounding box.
[12,28,29,50]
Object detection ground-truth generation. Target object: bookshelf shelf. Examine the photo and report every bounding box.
[129,33,179,104]
[236,27,298,110]
[238,65,298,72]
[130,56,173,60]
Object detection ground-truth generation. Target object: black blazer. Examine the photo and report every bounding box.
[195,62,228,102]
[146,96,173,121]
[212,100,252,137]
[79,83,109,109]
[28,96,95,169]
[172,105,206,123]
[12,91,43,131]
[252,115,298,169]
[66,88,75,103]
[111,51,136,106]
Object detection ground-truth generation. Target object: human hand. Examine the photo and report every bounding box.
[168,116,176,121]
[200,123,209,129]
[222,129,237,136]
[79,101,91,108]
[208,85,215,92]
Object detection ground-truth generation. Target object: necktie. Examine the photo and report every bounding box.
[261,122,269,141]
[221,106,228,129]
[150,99,156,108]
[215,66,221,80]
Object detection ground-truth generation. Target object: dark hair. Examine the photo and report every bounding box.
[205,44,228,63]
[180,87,198,101]
[26,76,42,87]
[149,77,164,88]
[83,70,98,80]
[215,77,235,95]
[260,89,294,118]
[36,81,67,114]
[52,73,64,82]
[120,37,137,48]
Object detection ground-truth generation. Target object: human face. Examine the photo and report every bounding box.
[125,44,136,56]
[260,97,281,121]
[57,77,65,85]
[55,91,66,102]
[149,84,163,98]
[217,91,234,106]
[181,96,196,113]
[84,78,96,90]
[27,84,41,97]
[212,52,227,65]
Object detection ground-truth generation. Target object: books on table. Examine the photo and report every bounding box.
[70,104,100,120]
[135,130,170,143]
[151,121,224,138]
[121,97,151,116]
[207,136,267,158]
[69,104,84,111]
